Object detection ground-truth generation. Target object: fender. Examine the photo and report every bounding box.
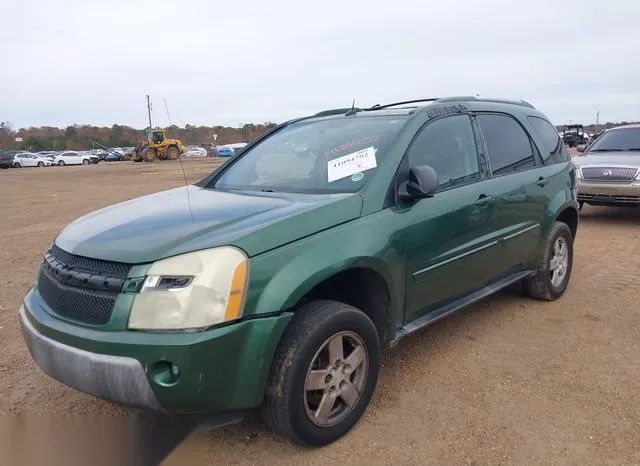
[243,214,406,329]
[544,189,579,238]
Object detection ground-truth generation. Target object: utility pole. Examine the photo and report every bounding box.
[596,110,600,132]
[145,94,153,129]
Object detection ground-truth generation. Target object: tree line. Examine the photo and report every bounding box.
[0,121,278,152]
[2,119,639,153]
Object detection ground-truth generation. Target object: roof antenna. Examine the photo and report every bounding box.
[345,98,358,116]
[163,96,194,222]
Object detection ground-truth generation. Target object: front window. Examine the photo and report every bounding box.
[213,115,409,193]
[587,127,640,153]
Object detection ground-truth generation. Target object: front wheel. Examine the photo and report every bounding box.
[38,161,44,167]
[141,147,156,162]
[262,300,380,447]
[523,221,574,301]
[166,146,180,160]
[82,159,89,165]
[58,160,65,166]
[13,162,21,168]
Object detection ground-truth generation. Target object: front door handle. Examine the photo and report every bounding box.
[536,176,549,187]
[475,194,494,207]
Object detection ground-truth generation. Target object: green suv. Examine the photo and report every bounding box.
[19,97,579,446]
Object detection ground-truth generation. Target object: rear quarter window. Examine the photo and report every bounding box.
[527,116,570,164]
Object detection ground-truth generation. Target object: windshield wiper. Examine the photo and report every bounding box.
[589,148,625,152]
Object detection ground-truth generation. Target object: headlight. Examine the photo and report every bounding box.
[128,246,248,331]
[576,168,583,179]
[635,171,640,181]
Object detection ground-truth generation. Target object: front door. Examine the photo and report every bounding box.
[400,113,506,322]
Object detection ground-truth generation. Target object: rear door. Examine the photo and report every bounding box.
[474,112,547,271]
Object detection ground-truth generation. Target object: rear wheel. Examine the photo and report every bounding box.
[82,159,89,165]
[523,221,573,301]
[166,146,180,160]
[141,147,156,162]
[13,162,21,168]
[262,300,380,447]
[37,161,44,167]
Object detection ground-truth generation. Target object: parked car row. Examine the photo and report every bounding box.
[1,150,95,168]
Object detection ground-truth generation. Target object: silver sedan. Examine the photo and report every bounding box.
[573,124,640,210]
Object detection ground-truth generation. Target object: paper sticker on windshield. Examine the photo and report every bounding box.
[327,146,377,183]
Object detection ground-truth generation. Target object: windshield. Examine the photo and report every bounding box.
[587,127,640,152]
[213,115,409,193]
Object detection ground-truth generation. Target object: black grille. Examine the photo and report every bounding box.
[50,244,132,278]
[37,268,117,325]
[578,193,640,204]
[37,245,132,325]
[581,167,638,182]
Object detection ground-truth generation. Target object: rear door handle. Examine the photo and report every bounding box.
[475,194,494,206]
[536,176,549,187]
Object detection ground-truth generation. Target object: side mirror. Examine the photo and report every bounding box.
[398,165,439,202]
[576,145,586,153]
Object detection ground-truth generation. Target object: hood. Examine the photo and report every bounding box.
[55,185,363,264]
[573,152,640,168]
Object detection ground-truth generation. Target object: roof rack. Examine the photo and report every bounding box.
[365,98,440,111]
[311,96,535,119]
[436,96,535,109]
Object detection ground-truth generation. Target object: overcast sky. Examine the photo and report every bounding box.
[2,0,639,129]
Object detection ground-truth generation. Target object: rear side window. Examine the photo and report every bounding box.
[476,113,536,175]
[527,116,568,164]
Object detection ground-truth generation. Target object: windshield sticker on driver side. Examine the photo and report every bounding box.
[327,146,377,183]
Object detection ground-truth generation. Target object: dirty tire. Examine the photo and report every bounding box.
[523,221,573,301]
[141,147,156,162]
[262,300,380,447]
[166,146,179,160]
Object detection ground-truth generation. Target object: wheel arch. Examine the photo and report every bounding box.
[292,265,394,346]
[544,189,579,240]
[554,205,579,239]
[250,256,399,348]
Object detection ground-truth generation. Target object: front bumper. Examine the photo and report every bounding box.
[20,306,163,411]
[20,289,292,414]
[577,181,640,204]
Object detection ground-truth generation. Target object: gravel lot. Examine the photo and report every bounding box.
[1,158,639,465]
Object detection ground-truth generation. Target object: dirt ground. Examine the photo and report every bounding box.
[1,158,639,465]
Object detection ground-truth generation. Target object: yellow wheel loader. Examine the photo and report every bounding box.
[130,129,187,162]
